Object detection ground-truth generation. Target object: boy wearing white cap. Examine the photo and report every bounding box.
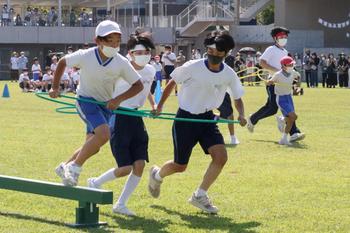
[87,33,156,216]
[50,20,144,186]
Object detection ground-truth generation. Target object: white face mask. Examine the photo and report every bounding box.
[277,38,288,47]
[285,67,294,73]
[134,54,151,67]
[102,45,120,57]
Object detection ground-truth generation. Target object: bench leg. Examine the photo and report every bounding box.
[66,201,107,228]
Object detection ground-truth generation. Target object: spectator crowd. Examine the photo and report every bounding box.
[10,43,350,94]
[1,4,92,27]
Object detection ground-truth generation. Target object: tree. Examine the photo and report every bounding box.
[256,4,274,25]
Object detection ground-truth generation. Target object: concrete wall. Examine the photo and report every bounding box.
[0,26,175,45]
[275,0,350,48]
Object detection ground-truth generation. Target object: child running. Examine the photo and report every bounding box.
[50,20,143,186]
[87,33,156,216]
[266,56,298,145]
[148,31,247,214]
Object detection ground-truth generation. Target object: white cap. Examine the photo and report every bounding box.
[95,20,122,37]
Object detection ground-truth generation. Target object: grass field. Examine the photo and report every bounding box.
[0,81,349,233]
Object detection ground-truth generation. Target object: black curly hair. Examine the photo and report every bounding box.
[203,30,235,54]
[127,33,155,51]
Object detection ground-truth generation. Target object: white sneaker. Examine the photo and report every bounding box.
[246,115,254,133]
[276,115,285,133]
[188,193,218,214]
[230,135,240,145]
[55,162,65,179]
[289,132,306,142]
[279,137,292,146]
[63,162,82,186]
[148,165,162,198]
[112,204,136,216]
[87,178,101,189]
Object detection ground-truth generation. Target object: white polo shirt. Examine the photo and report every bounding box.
[19,73,30,83]
[113,64,156,109]
[259,45,288,74]
[171,59,244,114]
[271,70,296,95]
[42,73,53,81]
[161,52,176,66]
[65,47,141,102]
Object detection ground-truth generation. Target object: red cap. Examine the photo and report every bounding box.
[275,32,287,38]
[280,56,295,66]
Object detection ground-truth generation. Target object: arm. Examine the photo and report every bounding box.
[266,78,275,86]
[49,58,66,98]
[260,59,279,74]
[106,80,144,110]
[233,98,247,126]
[147,93,156,111]
[155,79,177,114]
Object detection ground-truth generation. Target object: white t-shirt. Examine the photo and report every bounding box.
[11,57,18,70]
[171,59,244,114]
[32,64,41,74]
[270,70,296,95]
[19,73,30,83]
[152,62,162,72]
[42,73,53,82]
[259,45,288,75]
[71,71,80,83]
[50,63,57,72]
[161,52,176,66]
[61,73,70,81]
[113,64,156,109]
[65,47,141,102]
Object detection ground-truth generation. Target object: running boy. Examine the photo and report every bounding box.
[87,33,156,216]
[266,56,298,145]
[148,31,246,214]
[50,20,143,186]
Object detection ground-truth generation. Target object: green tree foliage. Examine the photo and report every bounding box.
[256,4,274,25]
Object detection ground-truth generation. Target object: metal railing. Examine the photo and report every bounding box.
[176,0,234,28]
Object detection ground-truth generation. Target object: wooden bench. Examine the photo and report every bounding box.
[0,175,113,228]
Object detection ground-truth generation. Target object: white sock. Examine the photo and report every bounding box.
[155,170,163,181]
[117,174,141,206]
[282,133,288,140]
[94,168,116,187]
[195,188,207,197]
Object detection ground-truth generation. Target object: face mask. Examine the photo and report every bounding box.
[285,67,294,73]
[67,50,73,54]
[277,38,288,47]
[207,54,224,65]
[134,55,151,67]
[24,72,28,75]
[102,45,120,57]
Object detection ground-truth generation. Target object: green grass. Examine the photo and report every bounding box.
[0,81,349,233]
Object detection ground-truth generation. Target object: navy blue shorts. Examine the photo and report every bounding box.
[164,65,175,79]
[217,92,233,119]
[172,109,224,165]
[276,94,295,116]
[155,71,162,81]
[110,112,149,167]
[75,96,112,134]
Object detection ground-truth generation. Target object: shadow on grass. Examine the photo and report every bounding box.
[225,144,238,148]
[102,212,171,233]
[252,139,308,149]
[151,205,261,233]
[0,211,116,233]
